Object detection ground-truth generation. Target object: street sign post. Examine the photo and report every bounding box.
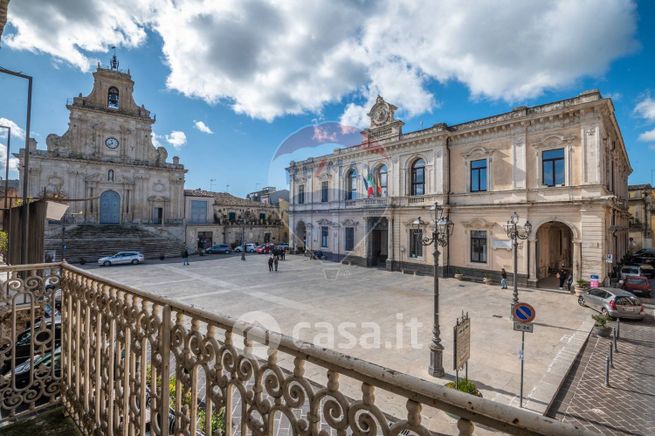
[453,312,471,387]
[512,302,536,409]
[512,302,535,324]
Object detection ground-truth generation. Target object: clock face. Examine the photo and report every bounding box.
[105,137,119,149]
[373,106,388,125]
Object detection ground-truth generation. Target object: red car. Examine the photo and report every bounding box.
[255,245,271,254]
[620,276,652,297]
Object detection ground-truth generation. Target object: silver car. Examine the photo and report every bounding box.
[578,287,644,320]
[98,251,145,266]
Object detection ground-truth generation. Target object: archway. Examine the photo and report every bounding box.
[99,190,121,224]
[536,221,573,288]
[295,221,306,252]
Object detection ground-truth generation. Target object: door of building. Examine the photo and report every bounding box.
[152,207,163,224]
[99,190,121,224]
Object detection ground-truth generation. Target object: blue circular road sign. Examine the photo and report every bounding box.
[513,303,536,324]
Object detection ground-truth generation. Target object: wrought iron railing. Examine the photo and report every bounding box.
[1,263,593,435]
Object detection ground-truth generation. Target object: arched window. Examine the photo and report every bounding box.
[375,164,388,197]
[410,158,425,196]
[108,87,119,109]
[346,169,357,200]
[108,169,114,181]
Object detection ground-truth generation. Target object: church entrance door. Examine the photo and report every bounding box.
[100,190,121,224]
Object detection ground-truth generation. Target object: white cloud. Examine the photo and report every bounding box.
[638,128,655,142]
[0,118,22,174]
[0,117,26,140]
[165,130,187,148]
[4,0,639,121]
[194,120,214,134]
[634,96,655,122]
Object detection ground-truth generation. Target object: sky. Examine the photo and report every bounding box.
[0,0,654,197]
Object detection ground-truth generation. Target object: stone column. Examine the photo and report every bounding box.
[573,240,582,281]
[527,236,537,287]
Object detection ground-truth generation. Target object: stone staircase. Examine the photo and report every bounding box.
[45,224,185,263]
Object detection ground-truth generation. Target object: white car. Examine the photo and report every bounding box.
[234,243,256,253]
[98,251,144,266]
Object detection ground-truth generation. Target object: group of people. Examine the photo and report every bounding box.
[499,266,574,291]
[268,247,285,272]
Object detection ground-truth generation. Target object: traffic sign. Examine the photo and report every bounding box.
[513,322,534,333]
[512,302,536,324]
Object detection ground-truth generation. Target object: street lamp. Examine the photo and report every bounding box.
[505,212,532,316]
[412,201,454,377]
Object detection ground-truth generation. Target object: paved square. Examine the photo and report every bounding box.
[83,254,593,430]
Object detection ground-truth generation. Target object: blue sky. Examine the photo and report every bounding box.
[1,0,654,197]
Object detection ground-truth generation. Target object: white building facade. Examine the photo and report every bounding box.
[288,92,631,286]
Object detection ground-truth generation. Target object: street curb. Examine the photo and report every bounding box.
[523,316,595,415]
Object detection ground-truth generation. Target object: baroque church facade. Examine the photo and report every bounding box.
[18,57,186,236]
[288,92,632,286]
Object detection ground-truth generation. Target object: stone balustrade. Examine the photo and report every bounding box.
[0,263,593,435]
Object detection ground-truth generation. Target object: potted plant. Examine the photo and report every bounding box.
[574,279,589,296]
[454,269,464,280]
[482,273,491,285]
[444,378,483,420]
[592,314,611,337]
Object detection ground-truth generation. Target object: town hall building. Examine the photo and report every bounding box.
[288,92,632,287]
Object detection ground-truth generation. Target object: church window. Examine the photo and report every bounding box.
[108,87,120,109]
[108,169,114,181]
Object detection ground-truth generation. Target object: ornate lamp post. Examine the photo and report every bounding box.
[505,212,532,316]
[412,201,453,377]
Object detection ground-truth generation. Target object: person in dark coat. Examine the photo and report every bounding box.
[566,272,574,292]
[182,249,190,266]
[274,256,279,272]
[558,267,567,289]
[268,256,274,272]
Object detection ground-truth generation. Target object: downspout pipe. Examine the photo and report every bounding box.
[445,135,451,278]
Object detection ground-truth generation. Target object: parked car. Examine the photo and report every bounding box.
[1,346,61,414]
[276,243,289,251]
[234,243,256,253]
[98,251,144,266]
[255,245,272,254]
[578,287,644,320]
[635,248,655,257]
[0,318,61,374]
[620,264,651,280]
[620,276,652,297]
[206,244,231,254]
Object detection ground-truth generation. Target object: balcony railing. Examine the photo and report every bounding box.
[0,263,591,435]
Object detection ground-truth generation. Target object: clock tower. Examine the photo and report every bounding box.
[18,58,186,230]
[365,96,404,141]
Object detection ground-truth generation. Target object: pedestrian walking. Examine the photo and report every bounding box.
[281,248,285,260]
[182,249,190,266]
[268,256,274,272]
[274,256,279,272]
[500,268,508,289]
[566,272,573,292]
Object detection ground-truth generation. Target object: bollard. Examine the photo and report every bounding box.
[605,356,610,387]
[616,317,621,339]
[613,327,618,353]
[609,342,614,368]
